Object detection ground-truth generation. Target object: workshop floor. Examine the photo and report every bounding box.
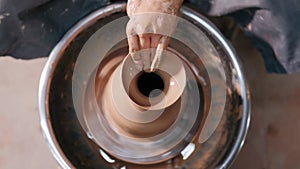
[0,30,299,169]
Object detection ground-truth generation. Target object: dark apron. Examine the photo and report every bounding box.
[1,0,299,73]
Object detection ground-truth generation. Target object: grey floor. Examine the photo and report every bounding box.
[0,58,58,169]
[0,30,299,168]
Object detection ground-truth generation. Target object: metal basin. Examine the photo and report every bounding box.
[39,3,250,169]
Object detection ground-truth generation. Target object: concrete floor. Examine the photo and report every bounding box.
[230,31,300,169]
[0,31,299,168]
[0,58,58,169]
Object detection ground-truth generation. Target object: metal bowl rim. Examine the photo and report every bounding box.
[39,3,251,169]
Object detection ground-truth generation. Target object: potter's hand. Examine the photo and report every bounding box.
[126,0,183,71]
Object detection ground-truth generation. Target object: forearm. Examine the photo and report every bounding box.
[127,0,183,16]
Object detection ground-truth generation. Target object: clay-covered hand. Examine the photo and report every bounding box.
[126,0,183,71]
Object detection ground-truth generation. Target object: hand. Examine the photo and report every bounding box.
[126,0,183,71]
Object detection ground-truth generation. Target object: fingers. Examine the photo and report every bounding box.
[127,32,170,71]
[151,34,161,48]
[139,34,151,49]
[127,34,140,53]
[139,34,151,69]
[149,34,162,70]
[127,35,143,71]
[150,36,169,71]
